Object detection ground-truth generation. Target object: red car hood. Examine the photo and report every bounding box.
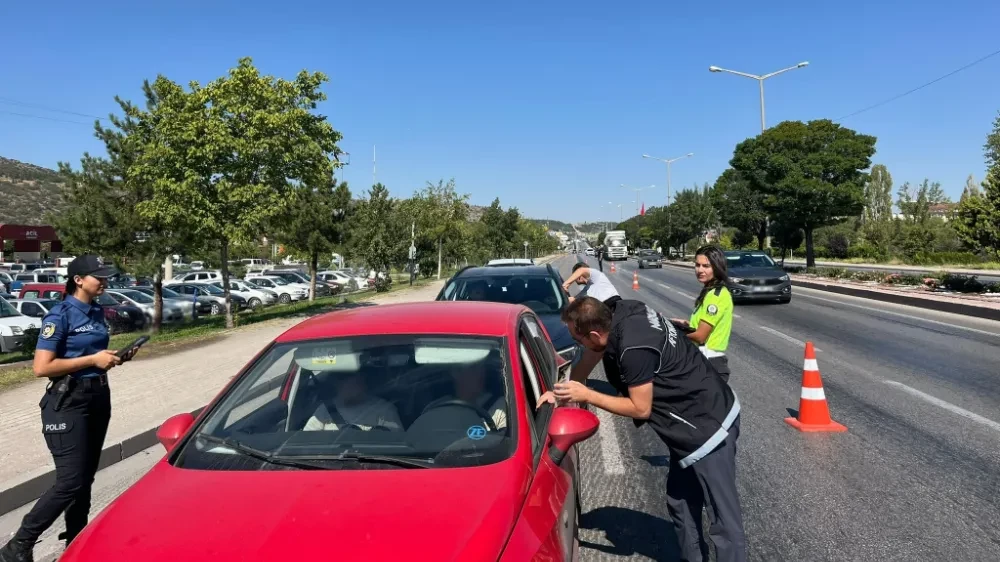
[64,458,531,562]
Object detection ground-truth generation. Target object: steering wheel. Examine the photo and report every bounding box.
[421,399,498,432]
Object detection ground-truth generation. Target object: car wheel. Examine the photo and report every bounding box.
[210,302,221,315]
[279,294,292,305]
[248,297,262,309]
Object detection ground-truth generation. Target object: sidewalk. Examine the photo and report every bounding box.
[0,279,446,496]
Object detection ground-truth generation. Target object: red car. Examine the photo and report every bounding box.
[62,301,599,561]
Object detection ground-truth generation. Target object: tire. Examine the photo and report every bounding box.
[279,293,292,305]
[210,302,222,315]
[248,298,262,310]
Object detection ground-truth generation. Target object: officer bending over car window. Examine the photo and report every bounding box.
[541,296,746,562]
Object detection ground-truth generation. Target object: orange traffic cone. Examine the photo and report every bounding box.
[632,271,640,290]
[784,342,847,432]
[610,262,616,274]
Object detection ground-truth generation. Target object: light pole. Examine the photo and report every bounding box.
[617,203,624,222]
[523,241,529,260]
[642,153,693,207]
[621,184,655,216]
[708,61,809,132]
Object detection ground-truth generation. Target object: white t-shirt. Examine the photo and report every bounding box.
[578,269,619,303]
[304,396,403,432]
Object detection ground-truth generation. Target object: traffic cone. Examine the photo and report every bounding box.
[632,271,640,290]
[784,342,847,433]
[610,262,616,274]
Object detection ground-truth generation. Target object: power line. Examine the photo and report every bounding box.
[838,47,1000,121]
[0,96,105,121]
[0,110,92,126]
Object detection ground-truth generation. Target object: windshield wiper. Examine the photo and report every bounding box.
[293,452,432,469]
[197,435,329,470]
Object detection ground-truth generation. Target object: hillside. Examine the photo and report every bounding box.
[0,157,65,225]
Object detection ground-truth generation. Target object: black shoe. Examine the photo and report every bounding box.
[0,538,34,562]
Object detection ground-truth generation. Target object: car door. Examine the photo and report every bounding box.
[19,301,46,318]
[509,315,579,561]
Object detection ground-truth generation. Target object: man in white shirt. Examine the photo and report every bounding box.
[562,262,620,305]
[304,371,403,432]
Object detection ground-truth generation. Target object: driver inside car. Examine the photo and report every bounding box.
[303,370,403,432]
[428,358,507,430]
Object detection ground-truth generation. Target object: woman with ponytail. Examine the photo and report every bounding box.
[670,245,734,383]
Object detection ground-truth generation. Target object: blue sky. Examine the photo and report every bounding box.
[2,0,999,224]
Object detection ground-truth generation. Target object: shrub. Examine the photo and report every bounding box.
[826,233,851,259]
[817,267,846,279]
[849,270,885,283]
[847,243,883,261]
[941,274,985,293]
[911,252,983,266]
[21,327,40,354]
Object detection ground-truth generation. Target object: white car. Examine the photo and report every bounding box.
[486,258,534,267]
[0,296,43,353]
[244,276,307,304]
[106,289,185,324]
[317,270,359,292]
[190,261,206,271]
[173,270,222,283]
[584,248,595,256]
[207,279,277,309]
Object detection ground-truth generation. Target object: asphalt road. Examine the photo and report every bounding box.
[569,255,1000,561]
[4,255,1000,561]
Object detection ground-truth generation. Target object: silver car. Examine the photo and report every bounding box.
[106,289,185,323]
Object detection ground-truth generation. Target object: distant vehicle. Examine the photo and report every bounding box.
[244,276,308,304]
[207,279,277,309]
[9,271,64,298]
[16,283,66,301]
[437,264,577,363]
[107,289,185,324]
[0,296,41,353]
[262,270,335,297]
[486,258,535,267]
[604,230,628,260]
[635,249,662,269]
[164,283,248,315]
[13,297,145,335]
[130,286,213,318]
[60,302,597,561]
[724,251,791,304]
[317,270,359,292]
[190,261,206,271]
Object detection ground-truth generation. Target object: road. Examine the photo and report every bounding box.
[4,255,1000,561]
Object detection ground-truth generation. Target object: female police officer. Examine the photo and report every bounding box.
[671,245,734,383]
[1,255,137,562]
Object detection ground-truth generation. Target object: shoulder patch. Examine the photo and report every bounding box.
[41,322,57,339]
[707,304,719,316]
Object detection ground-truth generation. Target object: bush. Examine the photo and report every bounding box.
[910,252,983,266]
[941,274,985,293]
[848,270,885,283]
[826,233,851,259]
[817,267,846,279]
[21,327,39,354]
[847,243,883,261]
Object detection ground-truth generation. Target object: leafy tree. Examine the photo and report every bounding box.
[656,185,715,257]
[130,58,341,327]
[277,180,352,300]
[410,179,469,278]
[897,180,936,258]
[596,231,607,246]
[769,216,804,264]
[960,174,981,202]
[861,164,894,259]
[730,119,876,267]
[711,169,767,250]
[351,183,400,291]
[954,115,1000,259]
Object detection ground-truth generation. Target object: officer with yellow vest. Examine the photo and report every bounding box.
[671,245,733,382]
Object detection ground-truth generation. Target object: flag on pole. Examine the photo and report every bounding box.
[640,203,645,216]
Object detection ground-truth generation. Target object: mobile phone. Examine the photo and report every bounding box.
[115,336,150,359]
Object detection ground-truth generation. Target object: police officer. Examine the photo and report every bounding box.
[1,255,138,562]
[671,245,734,383]
[544,296,746,562]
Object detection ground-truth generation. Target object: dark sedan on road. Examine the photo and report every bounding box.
[635,249,663,269]
[724,251,792,304]
[436,264,578,363]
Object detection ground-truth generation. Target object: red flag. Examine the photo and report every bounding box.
[640,203,645,216]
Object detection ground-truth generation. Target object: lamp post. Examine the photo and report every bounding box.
[620,184,655,216]
[642,153,693,207]
[523,241,529,260]
[708,61,809,132]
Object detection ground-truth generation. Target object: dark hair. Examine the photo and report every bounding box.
[572,262,588,272]
[561,296,612,335]
[693,245,728,310]
[63,277,78,301]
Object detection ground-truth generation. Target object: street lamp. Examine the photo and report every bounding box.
[642,153,694,206]
[708,61,809,131]
[523,241,529,260]
[621,184,655,215]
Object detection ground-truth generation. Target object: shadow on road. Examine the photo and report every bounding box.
[579,506,681,561]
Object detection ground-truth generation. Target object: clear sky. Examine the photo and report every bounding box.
[2,0,999,224]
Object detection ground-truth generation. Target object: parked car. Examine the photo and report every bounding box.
[0,271,13,293]
[262,269,336,297]
[317,270,359,292]
[129,286,214,319]
[164,282,248,314]
[173,270,223,283]
[106,289,185,324]
[12,297,145,335]
[190,261,206,271]
[436,264,577,363]
[0,296,42,353]
[724,251,792,304]
[635,249,663,269]
[207,279,277,309]
[16,283,67,301]
[59,301,597,561]
[8,271,64,298]
[244,275,309,304]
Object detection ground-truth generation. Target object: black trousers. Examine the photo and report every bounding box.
[15,378,111,544]
[597,257,603,272]
[666,415,746,562]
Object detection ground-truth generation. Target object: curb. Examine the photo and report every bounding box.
[660,261,1000,321]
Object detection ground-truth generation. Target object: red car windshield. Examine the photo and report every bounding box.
[174,335,514,470]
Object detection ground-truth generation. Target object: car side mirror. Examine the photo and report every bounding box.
[547,407,599,465]
[156,413,195,452]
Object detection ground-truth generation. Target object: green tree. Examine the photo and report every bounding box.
[657,186,715,257]
[769,215,804,264]
[730,119,876,267]
[954,115,1000,259]
[277,180,352,300]
[351,183,400,291]
[711,169,767,250]
[897,180,936,258]
[861,164,894,259]
[130,58,341,327]
[411,179,469,278]
[961,174,981,202]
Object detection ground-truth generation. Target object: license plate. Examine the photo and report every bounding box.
[752,286,770,292]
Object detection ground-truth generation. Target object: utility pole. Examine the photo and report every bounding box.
[408,221,416,286]
[373,144,377,186]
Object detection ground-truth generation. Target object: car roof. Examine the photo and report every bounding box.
[452,265,554,279]
[276,301,523,343]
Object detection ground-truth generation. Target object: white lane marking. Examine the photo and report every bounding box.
[655,282,696,300]
[794,290,1000,338]
[758,326,823,352]
[883,380,1000,433]
[592,406,626,474]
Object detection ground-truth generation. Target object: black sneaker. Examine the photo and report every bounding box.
[0,538,34,562]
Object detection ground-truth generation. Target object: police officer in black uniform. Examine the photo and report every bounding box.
[544,296,746,562]
[1,255,138,562]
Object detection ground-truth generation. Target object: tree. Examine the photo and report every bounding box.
[861,164,894,258]
[730,119,876,267]
[961,174,981,202]
[351,183,400,290]
[897,180,937,258]
[656,186,715,257]
[769,216,804,265]
[711,169,767,250]
[131,58,342,327]
[411,179,468,278]
[954,115,1000,259]
[277,180,352,300]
